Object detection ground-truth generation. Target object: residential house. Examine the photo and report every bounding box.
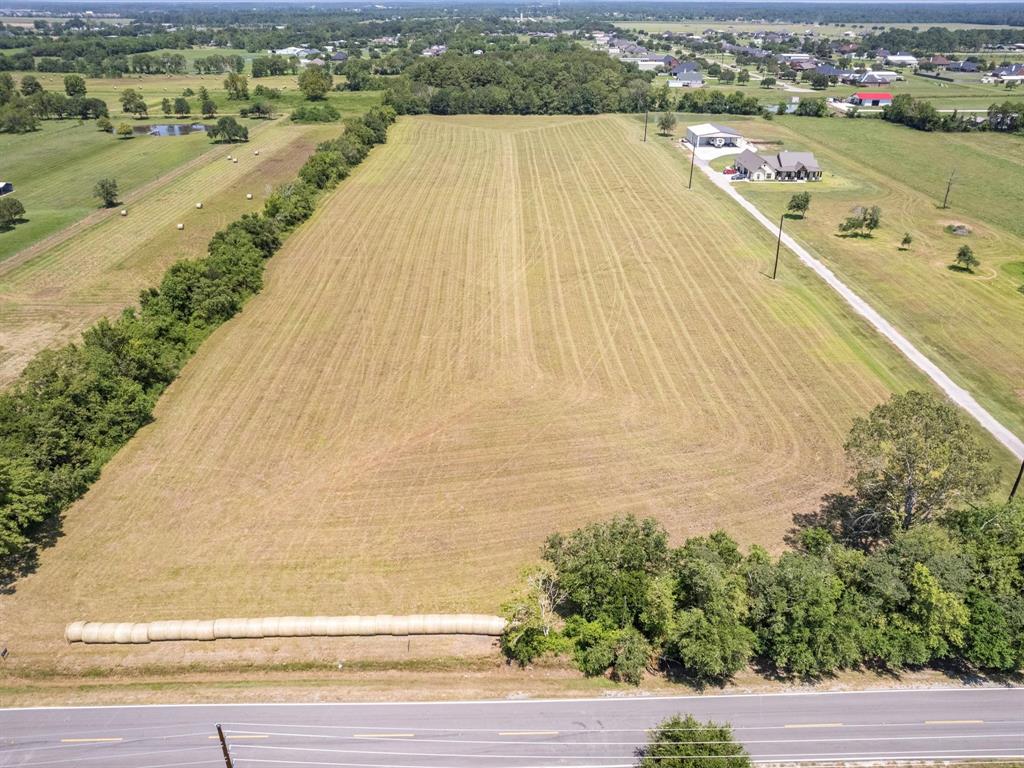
[669,70,705,88]
[885,52,918,67]
[0,181,13,196]
[271,46,320,57]
[330,51,349,63]
[848,91,893,106]
[924,55,951,66]
[671,60,700,75]
[686,123,743,148]
[734,150,822,181]
[945,60,978,73]
[843,70,899,85]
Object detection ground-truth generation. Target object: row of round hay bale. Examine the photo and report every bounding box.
[66,615,508,643]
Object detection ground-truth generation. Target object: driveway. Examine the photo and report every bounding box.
[684,144,1024,461]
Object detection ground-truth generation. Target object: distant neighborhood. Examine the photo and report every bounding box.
[590,27,1024,91]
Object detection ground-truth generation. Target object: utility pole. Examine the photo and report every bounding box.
[772,213,784,279]
[216,724,234,768]
[643,107,648,142]
[1010,459,1024,503]
[687,141,697,189]
[941,167,957,209]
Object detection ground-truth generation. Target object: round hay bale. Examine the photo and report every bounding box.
[253,150,260,156]
[243,618,263,638]
[120,209,128,216]
[246,193,253,200]
[195,202,203,209]
[81,623,105,644]
[292,616,313,636]
[176,223,184,230]
[406,615,426,634]
[65,621,86,643]
[338,616,361,635]
[113,623,135,644]
[232,158,238,164]
[130,624,151,644]
[390,615,410,636]
[259,617,281,637]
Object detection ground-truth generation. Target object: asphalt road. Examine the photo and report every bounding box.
[2,687,1022,767]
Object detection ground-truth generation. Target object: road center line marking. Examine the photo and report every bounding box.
[925,720,984,725]
[60,738,123,743]
[352,733,415,739]
[499,731,560,736]
[783,723,843,729]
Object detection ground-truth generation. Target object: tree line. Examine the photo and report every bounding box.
[0,106,397,584]
[882,94,1024,134]
[501,391,1022,684]
[383,39,653,116]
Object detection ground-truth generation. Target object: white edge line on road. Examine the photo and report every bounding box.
[3,685,1022,713]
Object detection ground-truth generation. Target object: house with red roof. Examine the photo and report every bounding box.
[847,91,893,107]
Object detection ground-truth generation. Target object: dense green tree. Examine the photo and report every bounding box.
[842,391,998,540]
[901,232,913,249]
[63,74,86,97]
[173,97,190,117]
[543,515,669,628]
[93,178,119,208]
[119,88,148,117]
[0,197,26,229]
[223,72,249,100]
[954,244,979,271]
[298,65,333,100]
[787,191,811,218]
[638,715,750,768]
[209,116,248,143]
[657,111,677,135]
[161,97,173,116]
[116,122,134,139]
[201,98,217,118]
[746,550,858,676]
[19,75,42,96]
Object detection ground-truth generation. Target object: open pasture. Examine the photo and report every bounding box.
[17,71,382,117]
[0,118,215,261]
[710,114,1024,437]
[0,113,961,672]
[0,118,339,385]
[0,73,382,261]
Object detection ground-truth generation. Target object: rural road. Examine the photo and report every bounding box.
[691,147,1024,461]
[1,688,1022,766]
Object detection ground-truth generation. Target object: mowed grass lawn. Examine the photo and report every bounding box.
[0,119,214,261]
[1,113,977,673]
[0,74,382,261]
[704,114,1024,437]
[0,119,339,385]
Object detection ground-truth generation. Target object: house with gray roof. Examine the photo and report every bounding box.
[669,70,705,88]
[734,150,821,181]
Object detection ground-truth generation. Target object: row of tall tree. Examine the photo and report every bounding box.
[502,392,1022,683]
[0,106,397,585]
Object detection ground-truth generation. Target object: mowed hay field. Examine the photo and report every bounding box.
[709,115,1024,438]
[1,114,951,671]
[0,119,339,385]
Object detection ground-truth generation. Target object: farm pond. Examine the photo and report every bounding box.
[133,123,211,136]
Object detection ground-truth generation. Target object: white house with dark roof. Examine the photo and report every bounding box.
[669,70,705,88]
[734,150,822,181]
